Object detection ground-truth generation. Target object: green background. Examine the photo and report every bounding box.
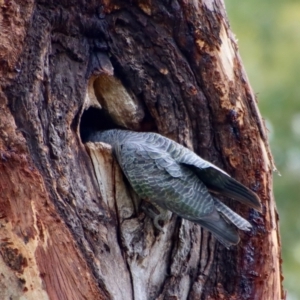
[226,1,300,299]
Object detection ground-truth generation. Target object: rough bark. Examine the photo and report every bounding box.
[0,0,284,299]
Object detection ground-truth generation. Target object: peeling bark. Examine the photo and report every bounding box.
[0,0,283,299]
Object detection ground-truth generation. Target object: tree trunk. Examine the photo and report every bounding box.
[0,0,284,299]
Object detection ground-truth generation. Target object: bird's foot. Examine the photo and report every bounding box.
[153,213,167,233]
[141,201,170,233]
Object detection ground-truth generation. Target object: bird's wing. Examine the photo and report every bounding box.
[117,141,216,218]
[119,141,184,179]
[172,145,262,211]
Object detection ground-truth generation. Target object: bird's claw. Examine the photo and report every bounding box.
[153,215,166,233]
[141,201,169,233]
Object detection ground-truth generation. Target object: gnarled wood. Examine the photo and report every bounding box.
[0,0,283,299]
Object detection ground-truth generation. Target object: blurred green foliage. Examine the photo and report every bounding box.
[225,1,300,299]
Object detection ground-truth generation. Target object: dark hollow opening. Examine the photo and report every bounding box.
[79,107,123,142]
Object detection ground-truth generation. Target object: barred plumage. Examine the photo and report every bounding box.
[86,129,261,247]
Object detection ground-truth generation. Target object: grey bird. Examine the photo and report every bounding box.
[85,129,261,247]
